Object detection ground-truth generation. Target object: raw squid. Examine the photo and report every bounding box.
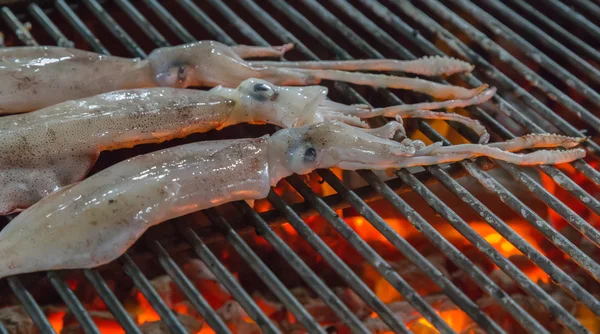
[0,78,493,215]
[0,40,486,114]
[0,121,586,279]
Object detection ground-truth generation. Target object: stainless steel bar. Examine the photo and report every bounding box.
[7,277,56,333]
[393,167,586,332]
[179,225,281,334]
[204,208,324,334]
[143,0,195,43]
[150,241,231,334]
[421,0,600,134]
[47,271,100,334]
[544,0,600,40]
[232,201,370,333]
[120,253,188,334]
[27,3,74,47]
[56,0,108,54]
[375,0,600,209]
[82,0,146,57]
[571,0,600,19]
[115,0,169,47]
[506,0,600,64]
[175,0,234,45]
[484,0,600,86]
[82,269,141,334]
[452,0,600,120]
[1,7,36,46]
[286,175,454,333]
[267,190,411,333]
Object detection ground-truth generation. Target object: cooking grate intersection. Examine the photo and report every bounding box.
[0,0,598,333]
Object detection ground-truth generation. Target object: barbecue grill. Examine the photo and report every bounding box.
[0,0,599,333]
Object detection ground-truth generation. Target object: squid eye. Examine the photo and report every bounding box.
[303,147,317,163]
[287,142,318,174]
[177,66,187,83]
[250,83,278,101]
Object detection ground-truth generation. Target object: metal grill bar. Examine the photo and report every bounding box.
[571,0,600,19]
[149,241,231,333]
[7,277,55,333]
[82,269,141,334]
[144,0,195,43]
[450,0,600,126]
[506,0,600,64]
[83,0,146,57]
[120,254,188,333]
[373,0,600,284]
[340,0,600,247]
[56,0,108,54]
[376,0,600,222]
[269,0,560,331]
[286,175,454,333]
[203,208,324,333]
[180,226,280,333]
[1,1,599,333]
[27,4,73,48]
[545,0,600,40]
[232,200,369,332]
[422,0,600,136]
[1,7,35,46]
[267,190,410,333]
[47,271,100,334]
[215,0,497,331]
[115,0,169,47]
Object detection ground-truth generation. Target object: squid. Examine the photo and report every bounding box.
[0,78,493,215]
[0,121,586,279]
[0,40,487,114]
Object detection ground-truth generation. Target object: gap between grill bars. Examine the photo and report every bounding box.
[0,0,598,333]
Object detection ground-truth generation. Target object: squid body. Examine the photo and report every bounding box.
[0,78,494,215]
[0,40,486,114]
[0,121,587,279]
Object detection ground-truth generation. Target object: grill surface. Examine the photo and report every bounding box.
[0,1,599,333]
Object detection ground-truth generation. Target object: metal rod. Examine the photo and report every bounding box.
[83,269,141,334]
[27,3,74,47]
[115,0,169,47]
[142,0,195,43]
[120,253,188,334]
[233,200,370,333]
[82,0,146,57]
[422,0,600,134]
[506,0,600,64]
[0,7,36,46]
[179,225,280,333]
[175,0,234,45]
[267,190,410,333]
[7,277,56,333]
[544,0,600,41]
[287,175,455,333]
[47,271,100,334]
[150,241,231,334]
[204,208,324,333]
[56,0,109,54]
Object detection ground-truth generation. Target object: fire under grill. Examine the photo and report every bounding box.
[0,0,599,333]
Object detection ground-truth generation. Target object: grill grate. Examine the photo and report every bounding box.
[0,1,599,333]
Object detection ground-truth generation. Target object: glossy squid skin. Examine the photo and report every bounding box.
[0,88,233,214]
[0,47,154,114]
[0,138,271,277]
[0,121,586,279]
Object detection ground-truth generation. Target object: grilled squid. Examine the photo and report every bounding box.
[0,121,586,279]
[0,78,493,215]
[0,40,486,114]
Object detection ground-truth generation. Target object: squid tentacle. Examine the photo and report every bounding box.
[248,55,474,76]
[231,43,294,59]
[394,147,585,168]
[276,68,488,100]
[488,133,587,151]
